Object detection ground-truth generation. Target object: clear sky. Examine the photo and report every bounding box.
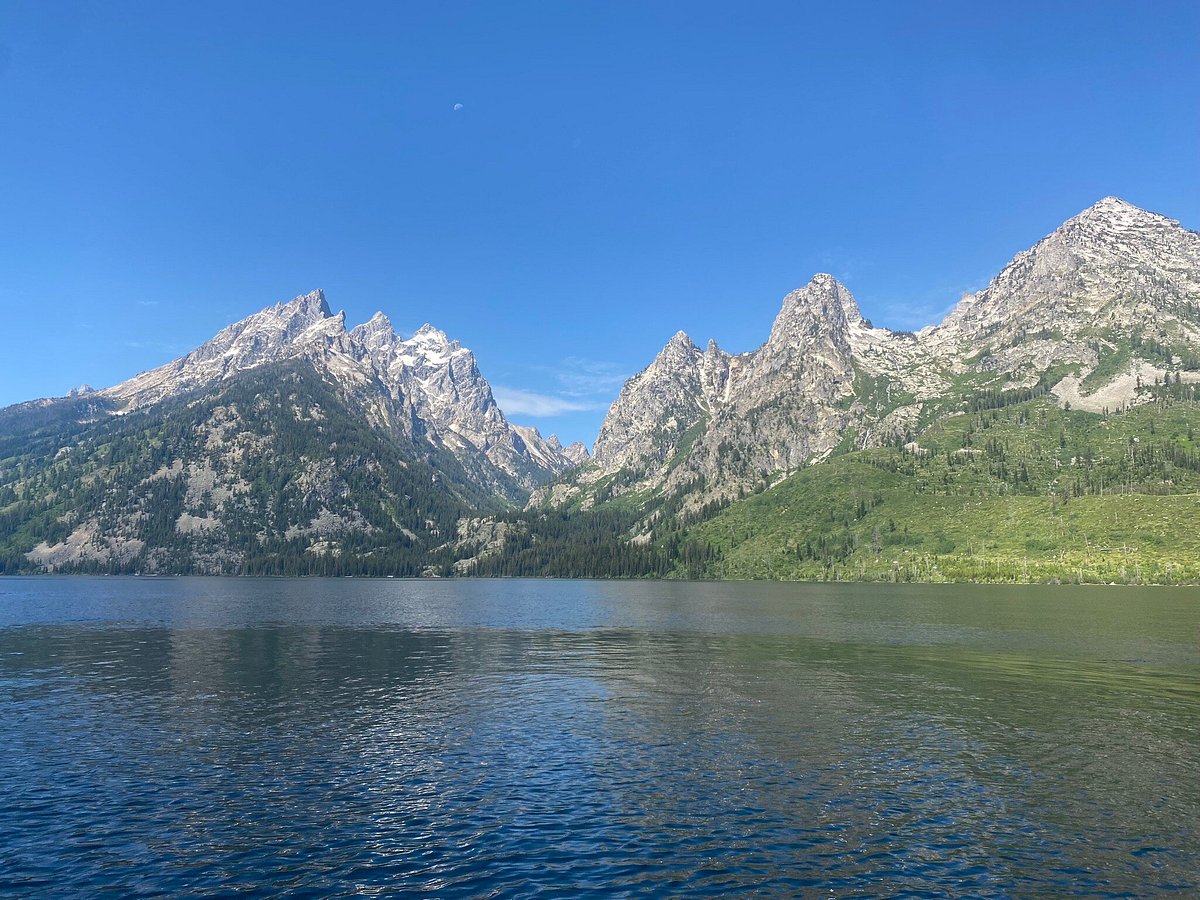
[1,1,1197,445]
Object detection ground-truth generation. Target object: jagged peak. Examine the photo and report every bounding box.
[933,195,1196,342]
[349,311,396,344]
[771,273,865,335]
[411,323,449,341]
[276,289,332,319]
[395,322,464,367]
[563,441,590,462]
[1076,195,1143,217]
[649,330,700,367]
[366,310,393,328]
[207,289,332,342]
[783,273,855,304]
[1057,196,1175,238]
[1076,195,1141,218]
[667,329,696,348]
[199,289,336,351]
[806,272,840,289]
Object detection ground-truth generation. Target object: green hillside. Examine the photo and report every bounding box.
[678,393,1200,584]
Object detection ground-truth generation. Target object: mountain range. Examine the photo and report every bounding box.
[546,197,1200,512]
[104,288,586,492]
[3,196,1200,580]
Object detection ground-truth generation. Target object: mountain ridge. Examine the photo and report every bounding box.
[5,195,1200,580]
[537,197,1200,513]
[100,289,583,494]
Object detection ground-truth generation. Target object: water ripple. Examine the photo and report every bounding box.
[0,579,1197,895]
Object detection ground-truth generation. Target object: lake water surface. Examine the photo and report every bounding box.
[1,577,1197,895]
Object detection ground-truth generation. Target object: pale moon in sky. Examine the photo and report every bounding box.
[453,103,464,111]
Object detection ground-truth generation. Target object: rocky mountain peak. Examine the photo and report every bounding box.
[1046,196,1185,256]
[412,323,450,342]
[541,196,1200,518]
[349,311,397,355]
[364,310,394,330]
[590,334,706,470]
[274,289,332,323]
[1088,195,1137,213]
[399,325,459,364]
[935,197,1200,354]
[667,329,695,347]
[92,289,581,494]
[563,442,590,464]
[225,289,336,350]
[765,273,864,354]
[102,289,341,408]
[1043,195,1189,249]
[651,330,700,368]
[1070,195,1152,227]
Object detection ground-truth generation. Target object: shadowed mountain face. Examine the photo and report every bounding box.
[546,198,1200,514]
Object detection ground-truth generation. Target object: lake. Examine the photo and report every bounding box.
[0,578,1197,895]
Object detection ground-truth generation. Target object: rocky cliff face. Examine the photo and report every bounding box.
[924,197,1200,376]
[591,332,728,473]
[103,291,579,495]
[932,198,1200,348]
[109,290,339,407]
[547,197,1200,511]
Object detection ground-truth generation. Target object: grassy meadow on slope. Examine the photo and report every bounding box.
[679,392,1200,584]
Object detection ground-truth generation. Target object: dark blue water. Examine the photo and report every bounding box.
[1,578,1197,896]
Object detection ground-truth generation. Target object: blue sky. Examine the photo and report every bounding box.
[1,1,1197,445]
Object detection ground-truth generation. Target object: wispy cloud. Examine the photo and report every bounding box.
[492,386,605,417]
[493,357,630,418]
[135,299,159,307]
[555,357,630,397]
[875,272,994,331]
[875,300,955,332]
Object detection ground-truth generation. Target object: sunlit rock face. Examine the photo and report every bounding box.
[102,290,580,495]
[547,198,1200,512]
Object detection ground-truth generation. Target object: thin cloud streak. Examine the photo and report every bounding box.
[492,386,606,417]
[870,270,996,332]
[556,357,630,397]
